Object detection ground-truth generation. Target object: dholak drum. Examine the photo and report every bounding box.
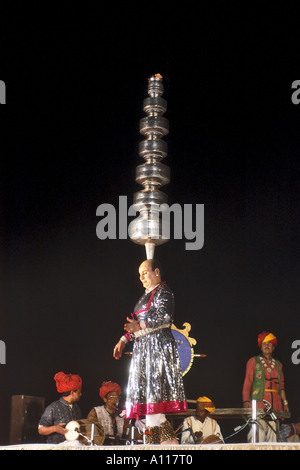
[65,419,105,445]
[201,434,222,444]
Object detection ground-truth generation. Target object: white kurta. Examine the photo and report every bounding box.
[181,415,223,444]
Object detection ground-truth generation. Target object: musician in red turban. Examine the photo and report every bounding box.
[54,371,82,394]
[99,381,122,401]
[242,332,289,442]
[38,371,83,444]
[87,381,135,445]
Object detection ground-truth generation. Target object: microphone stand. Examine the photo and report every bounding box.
[125,418,137,445]
[263,400,280,441]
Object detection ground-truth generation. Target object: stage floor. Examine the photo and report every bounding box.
[1,442,300,450]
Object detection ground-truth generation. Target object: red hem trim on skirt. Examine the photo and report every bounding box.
[126,400,188,419]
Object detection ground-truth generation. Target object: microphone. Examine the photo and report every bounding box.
[263,400,277,421]
[117,404,126,417]
[263,399,271,411]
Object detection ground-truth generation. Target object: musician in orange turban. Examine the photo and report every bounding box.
[181,396,223,444]
[242,331,289,442]
[196,396,216,414]
[38,371,83,444]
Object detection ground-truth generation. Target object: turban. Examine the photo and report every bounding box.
[196,396,215,413]
[99,381,121,400]
[54,371,82,393]
[257,332,278,348]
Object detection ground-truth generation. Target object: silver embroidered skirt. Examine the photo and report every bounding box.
[125,284,187,419]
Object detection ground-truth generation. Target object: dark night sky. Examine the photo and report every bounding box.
[0,8,300,445]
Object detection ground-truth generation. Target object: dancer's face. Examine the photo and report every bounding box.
[139,260,160,289]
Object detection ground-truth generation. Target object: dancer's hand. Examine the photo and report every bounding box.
[124,317,140,333]
[113,339,125,360]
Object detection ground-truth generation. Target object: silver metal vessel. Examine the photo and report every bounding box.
[128,74,170,259]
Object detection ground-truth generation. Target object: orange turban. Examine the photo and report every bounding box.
[99,381,121,400]
[258,332,278,348]
[54,371,82,393]
[197,396,215,413]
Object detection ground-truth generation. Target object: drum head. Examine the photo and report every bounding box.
[77,419,105,446]
[65,421,80,441]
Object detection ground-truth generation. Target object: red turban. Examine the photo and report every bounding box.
[99,381,121,400]
[54,371,82,393]
[257,332,278,348]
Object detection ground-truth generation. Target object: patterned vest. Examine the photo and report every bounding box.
[250,355,281,401]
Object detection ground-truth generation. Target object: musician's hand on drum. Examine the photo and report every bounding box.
[54,423,67,435]
[38,423,67,438]
[124,317,140,333]
[113,339,125,360]
[194,431,203,443]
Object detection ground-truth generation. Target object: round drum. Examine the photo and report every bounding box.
[202,434,222,444]
[65,419,105,446]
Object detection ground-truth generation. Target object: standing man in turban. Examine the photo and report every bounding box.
[180,396,223,444]
[38,371,83,444]
[242,332,289,442]
[113,259,187,445]
[87,381,128,445]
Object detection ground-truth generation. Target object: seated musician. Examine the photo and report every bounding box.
[38,371,83,444]
[180,396,223,444]
[87,381,142,445]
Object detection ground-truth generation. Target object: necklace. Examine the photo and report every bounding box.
[260,356,275,373]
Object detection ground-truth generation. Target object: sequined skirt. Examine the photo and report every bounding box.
[125,327,187,419]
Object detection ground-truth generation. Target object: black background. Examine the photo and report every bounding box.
[0,6,300,445]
